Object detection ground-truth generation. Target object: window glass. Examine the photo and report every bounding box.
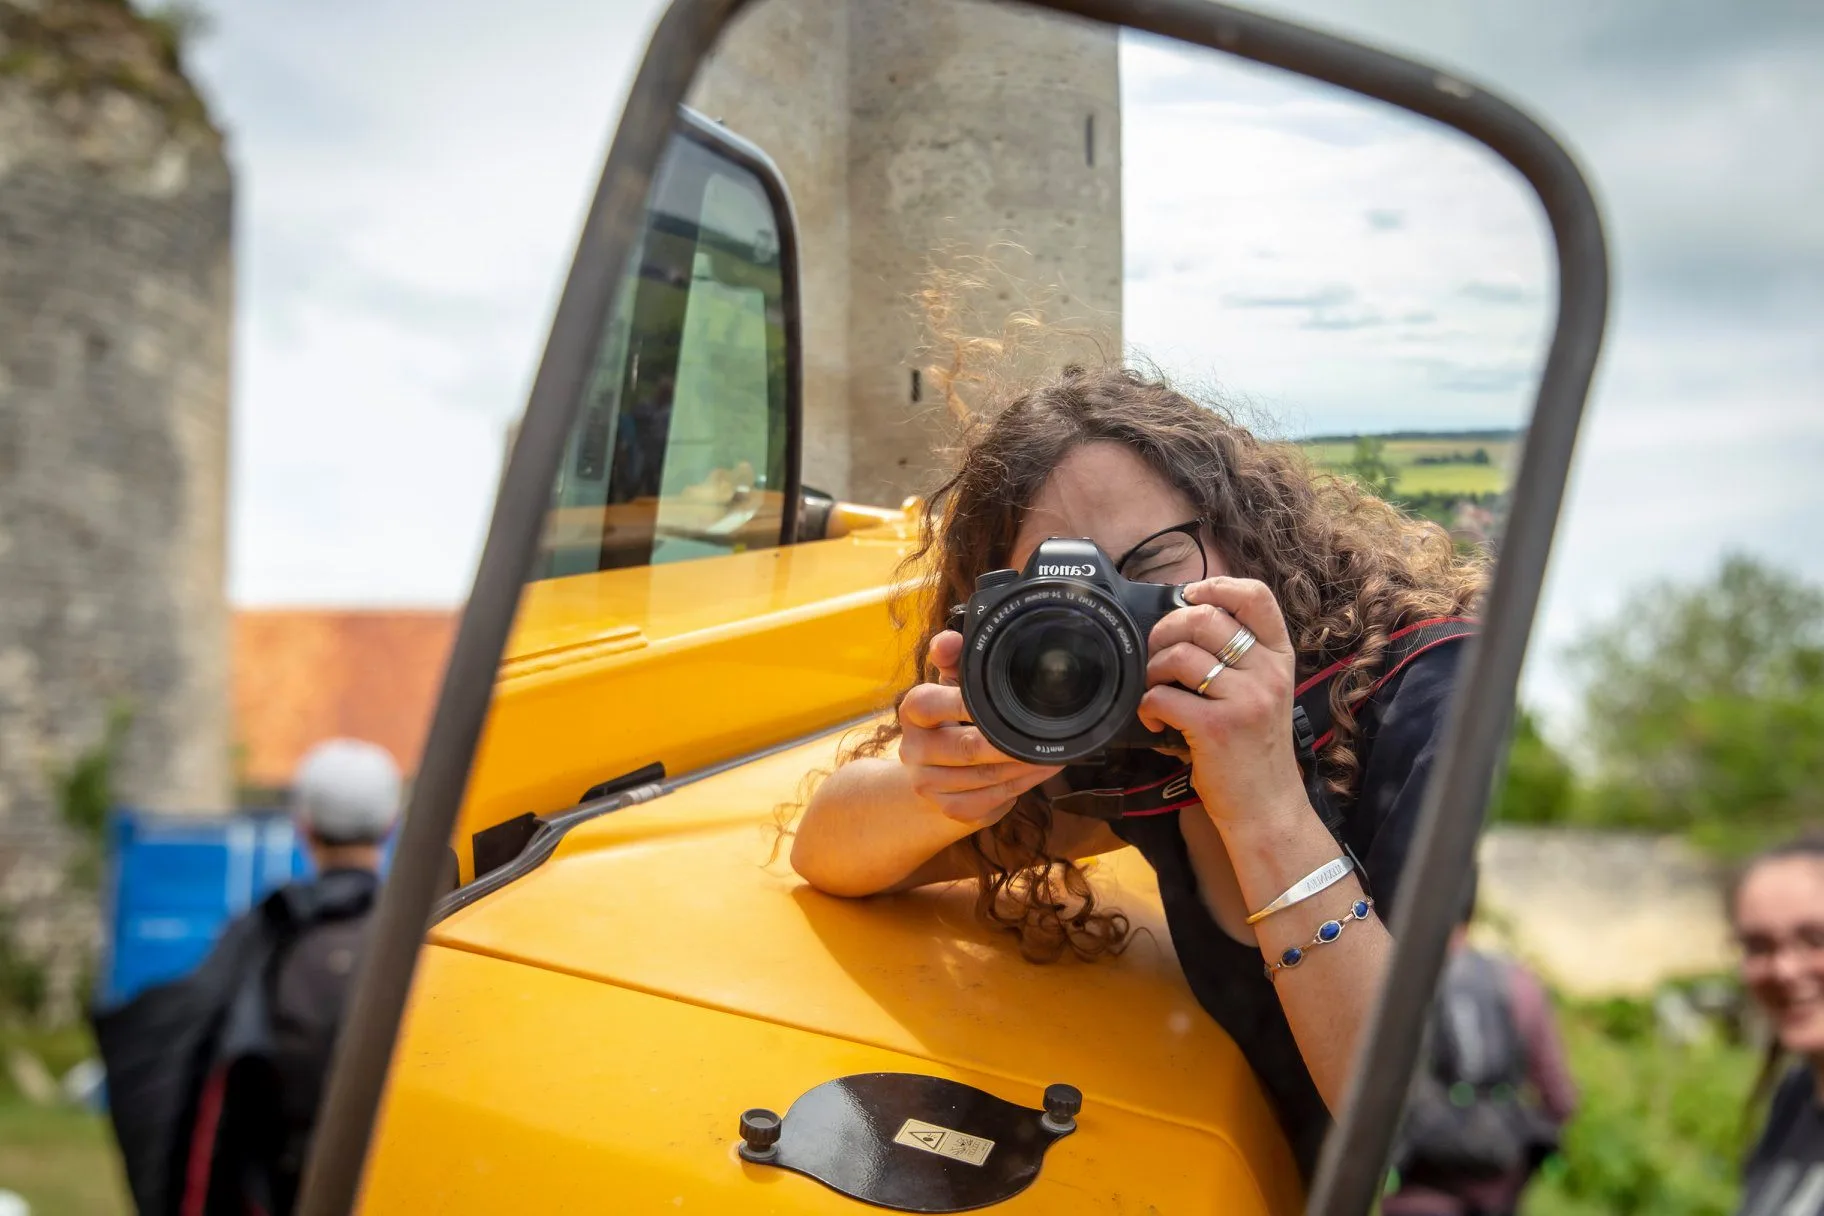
[534,130,790,580]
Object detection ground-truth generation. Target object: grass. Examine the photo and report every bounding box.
[0,1026,130,1216]
[0,1099,130,1216]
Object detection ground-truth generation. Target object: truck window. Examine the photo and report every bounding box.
[536,129,791,580]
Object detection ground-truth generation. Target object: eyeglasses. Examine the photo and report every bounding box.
[1114,520,1208,586]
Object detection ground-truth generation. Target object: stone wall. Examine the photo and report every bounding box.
[0,0,232,1016]
[846,0,1122,506]
[688,0,1123,506]
[1473,827,1737,998]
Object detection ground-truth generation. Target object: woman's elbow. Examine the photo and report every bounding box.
[788,821,875,899]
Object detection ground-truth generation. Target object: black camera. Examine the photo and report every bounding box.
[953,537,1189,764]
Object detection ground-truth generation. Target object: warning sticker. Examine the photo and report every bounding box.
[893,1118,996,1167]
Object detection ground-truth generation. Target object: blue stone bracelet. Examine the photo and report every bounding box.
[1262,897,1376,980]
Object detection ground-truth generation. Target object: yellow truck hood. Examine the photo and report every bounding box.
[363,728,1304,1214]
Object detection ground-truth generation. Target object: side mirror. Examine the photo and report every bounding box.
[300,4,1609,1215]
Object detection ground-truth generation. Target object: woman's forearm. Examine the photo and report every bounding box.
[791,757,982,897]
[1218,796,1392,1116]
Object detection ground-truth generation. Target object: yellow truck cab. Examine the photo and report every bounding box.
[358,106,1304,1214]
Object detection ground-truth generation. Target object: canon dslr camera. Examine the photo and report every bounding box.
[954,537,1189,765]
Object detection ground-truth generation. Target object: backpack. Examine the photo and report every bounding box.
[1395,949,1559,1181]
[260,888,376,1212]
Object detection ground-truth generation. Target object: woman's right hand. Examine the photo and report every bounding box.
[896,630,1063,828]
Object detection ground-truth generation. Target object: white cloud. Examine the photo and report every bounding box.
[1118,11,1823,731]
[191,0,666,604]
[1120,39,1550,436]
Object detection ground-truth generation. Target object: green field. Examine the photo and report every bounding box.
[1305,435,1517,495]
[1303,433,1519,499]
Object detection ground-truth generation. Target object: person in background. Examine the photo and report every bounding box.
[1733,833,1824,1216]
[94,738,401,1216]
[259,739,401,1210]
[1383,878,1578,1216]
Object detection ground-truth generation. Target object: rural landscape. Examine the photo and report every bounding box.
[1302,429,1517,539]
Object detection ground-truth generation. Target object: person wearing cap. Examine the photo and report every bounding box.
[94,739,402,1216]
[261,739,402,1207]
[288,736,402,875]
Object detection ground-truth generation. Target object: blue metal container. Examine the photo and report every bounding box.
[97,808,310,1009]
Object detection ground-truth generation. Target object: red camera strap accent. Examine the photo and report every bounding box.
[1297,617,1478,753]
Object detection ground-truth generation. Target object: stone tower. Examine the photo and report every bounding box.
[0,0,232,1005]
[687,0,1123,507]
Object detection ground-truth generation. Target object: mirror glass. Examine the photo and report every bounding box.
[372,2,1554,1211]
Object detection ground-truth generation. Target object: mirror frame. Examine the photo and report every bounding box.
[299,3,1609,1214]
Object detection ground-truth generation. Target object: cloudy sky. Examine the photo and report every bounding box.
[183,0,1820,733]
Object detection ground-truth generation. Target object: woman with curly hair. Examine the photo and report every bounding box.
[790,361,1485,1177]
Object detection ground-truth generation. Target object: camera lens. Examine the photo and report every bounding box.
[988,608,1121,739]
[1010,620,1104,718]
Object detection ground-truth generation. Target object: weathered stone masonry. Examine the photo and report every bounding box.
[0,0,232,1014]
[688,0,1124,509]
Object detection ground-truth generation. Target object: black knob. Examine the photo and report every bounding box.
[976,569,1020,591]
[739,1108,782,1161]
[1042,1083,1082,1133]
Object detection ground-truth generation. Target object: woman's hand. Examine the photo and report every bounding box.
[1137,578,1310,829]
[897,630,1063,827]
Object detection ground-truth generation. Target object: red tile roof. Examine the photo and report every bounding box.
[232,609,458,788]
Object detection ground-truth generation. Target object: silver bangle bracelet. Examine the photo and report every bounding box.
[1245,854,1355,926]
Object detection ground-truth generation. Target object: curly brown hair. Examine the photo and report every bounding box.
[839,361,1487,964]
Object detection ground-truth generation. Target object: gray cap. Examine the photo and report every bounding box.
[291,738,403,845]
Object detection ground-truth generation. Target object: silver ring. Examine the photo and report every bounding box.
[1194,660,1227,697]
[1214,626,1257,669]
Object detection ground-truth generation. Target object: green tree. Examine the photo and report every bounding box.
[1568,553,1824,853]
[1343,436,1400,499]
[1491,708,1578,825]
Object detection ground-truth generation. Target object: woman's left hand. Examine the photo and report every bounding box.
[1137,577,1311,829]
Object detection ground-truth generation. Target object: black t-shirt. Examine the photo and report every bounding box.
[1742,1067,1824,1216]
[1060,641,1466,1180]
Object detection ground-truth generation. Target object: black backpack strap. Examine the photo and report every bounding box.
[1292,617,1478,854]
[1293,617,1479,757]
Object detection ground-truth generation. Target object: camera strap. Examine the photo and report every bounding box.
[1049,617,1479,829]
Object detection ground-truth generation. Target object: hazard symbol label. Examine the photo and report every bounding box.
[892,1118,995,1166]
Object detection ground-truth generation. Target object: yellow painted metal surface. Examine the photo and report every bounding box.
[364,729,1304,1214]
[454,519,916,881]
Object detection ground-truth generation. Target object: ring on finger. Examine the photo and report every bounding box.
[1214,626,1257,669]
[1194,659,1227,696]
